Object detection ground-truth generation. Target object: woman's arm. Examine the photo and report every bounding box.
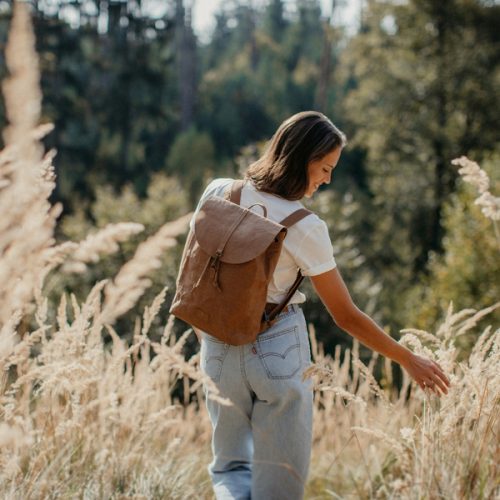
[310,268,450,395]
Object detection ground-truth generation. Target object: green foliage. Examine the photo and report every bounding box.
[33,7,178,203]
[197,0,330,159]
[263,0,288,43]
[166,127,217,203]
[61,173,189,238]
[343,0,500,264]
[340,0,500,332]
[403,159,500,343]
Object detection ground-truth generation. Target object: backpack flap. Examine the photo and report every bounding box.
[194,195,287,264]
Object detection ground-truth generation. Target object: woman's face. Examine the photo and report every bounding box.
[304,147,342,198]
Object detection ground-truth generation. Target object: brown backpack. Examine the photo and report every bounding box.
[169,179,312,345]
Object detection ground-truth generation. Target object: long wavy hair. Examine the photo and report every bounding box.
[244,111,347,200]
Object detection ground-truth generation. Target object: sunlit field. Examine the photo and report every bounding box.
[1,5,498,499]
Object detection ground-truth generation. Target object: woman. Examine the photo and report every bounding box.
[193,111,450,500]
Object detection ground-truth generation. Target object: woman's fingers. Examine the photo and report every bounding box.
[434,373,450,394]
[431,375,448,395]
[414,357,451,396]
[425,372,449,395]
[422,379,440,395]
[422,381,435,395]
[431,363,451,394]
[433,362,451,387]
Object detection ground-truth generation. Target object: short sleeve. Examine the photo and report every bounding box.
[293,219,337,276]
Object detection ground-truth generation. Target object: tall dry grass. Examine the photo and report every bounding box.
[0,4,218,498]
[306,302,499,499]
[0,4,498,499]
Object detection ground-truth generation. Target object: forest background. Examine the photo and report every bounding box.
[1,0,498,366]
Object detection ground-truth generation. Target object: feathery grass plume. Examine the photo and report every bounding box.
[39,242,79,287]
[0,310,23,370]
[0,2,59,327]
[351,306,498,498]
[452,156,500,220]
[306,331,400,497]
[1,274,218,495]
[2,1,42,152]
[141,286,168,336]
[0,6,219,496]
[353,358,392,409]
[61,222,145,273]
[99,213,192,325]
[350,427,404,456]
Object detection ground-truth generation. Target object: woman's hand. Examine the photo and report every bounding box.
[401,353,450,396]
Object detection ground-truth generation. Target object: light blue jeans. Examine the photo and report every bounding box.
[200,305,313,500]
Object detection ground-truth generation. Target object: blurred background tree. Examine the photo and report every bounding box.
[0,0,498,360]
[341,0,500,331]
[402,154,500,346]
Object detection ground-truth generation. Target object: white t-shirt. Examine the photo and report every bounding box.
[190,178,337,304]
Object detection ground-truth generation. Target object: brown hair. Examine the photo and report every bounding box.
[245,111,347,200]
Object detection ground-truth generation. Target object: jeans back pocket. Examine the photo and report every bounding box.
[256,326,302,380]
[201,336,229,383]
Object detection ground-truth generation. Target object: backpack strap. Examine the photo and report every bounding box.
[279,208,312,227]
[265,208,314,323]
[228,179,246,205]
[264,272,304,322]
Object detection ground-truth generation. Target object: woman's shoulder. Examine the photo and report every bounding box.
[293,211,328,240]
[202,177,234,198]
[194,178,234,207]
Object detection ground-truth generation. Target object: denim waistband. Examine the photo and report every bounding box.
[273,303,301,321]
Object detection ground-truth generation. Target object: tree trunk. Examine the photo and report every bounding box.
[314,0,336,111]
[175,0,197,131]
[430,5,449,257]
